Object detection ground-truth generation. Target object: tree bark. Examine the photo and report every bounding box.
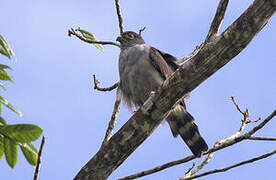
[74,0,276,179]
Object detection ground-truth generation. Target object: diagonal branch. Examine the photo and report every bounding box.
[183,149,276,180]
[179,0,229,64]
[92,74,118,92]
[74,1,276,179]
[68,28,120,47]
[101,92,121,146]
[177,43,203,64]
[115,0,124,35]
[33,136,45,180]
[206,0,229,41]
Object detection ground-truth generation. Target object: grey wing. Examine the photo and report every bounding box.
[150,48,207,156]
[154,48,179,71]
[149,47,179,80]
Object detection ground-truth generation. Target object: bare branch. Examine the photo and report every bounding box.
[182,152,215,179]
[115,0,124,35]
[206,0,229,40]
[101,93,121,146]
[93,74,119,92]
[231,96,245,115]
[179,96,258,179]
[118,109,276,180]
[177,43,203,64]
[246,109,276,137]
[180,0,229,64]
[184,162,196,176]
[33,136,45,180]
[138,27,146,36]
[118,154,196,180]
[183,149,276,180]
[68,28,120,47]
[248,136,276,141]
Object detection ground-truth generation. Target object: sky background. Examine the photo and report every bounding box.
[0,0,275,180]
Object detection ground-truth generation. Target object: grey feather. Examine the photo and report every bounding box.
[117,31,208,156]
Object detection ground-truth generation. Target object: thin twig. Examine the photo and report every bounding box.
[231,96,244,115]
[138,27,146,36]
[93,74,119,92]
[246,109,276,137]
[206,0,229,40]
[183,149,276,180]
[218,97,258,144]
[101,93,121,146]
[177,43,203,64]
[115,0,124,35]
[118,109,276,180]
[33,136,45,180]
[248,136,276,141]
[68,28,120,47]
[184,162,196,176]
[182,152,214,179]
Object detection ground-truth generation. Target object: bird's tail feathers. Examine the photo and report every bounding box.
[167,105,208,157]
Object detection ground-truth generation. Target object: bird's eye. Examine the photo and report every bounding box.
[125,33,134,39]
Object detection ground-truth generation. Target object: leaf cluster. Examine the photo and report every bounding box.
[0,34,43,168]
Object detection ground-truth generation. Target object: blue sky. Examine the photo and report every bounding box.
[1,0,275,179]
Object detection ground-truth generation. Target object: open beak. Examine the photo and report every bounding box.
[116,36,123,43]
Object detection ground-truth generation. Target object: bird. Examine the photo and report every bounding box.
[116,31,208,157]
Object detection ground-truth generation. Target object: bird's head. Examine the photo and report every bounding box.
[116,31,145,49]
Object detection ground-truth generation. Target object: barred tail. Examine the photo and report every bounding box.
[166,104,208,157]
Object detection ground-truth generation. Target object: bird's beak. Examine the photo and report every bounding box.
[116,36,123,43]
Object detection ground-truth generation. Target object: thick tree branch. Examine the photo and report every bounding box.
[74,0,276,179]
[92,74,118,92]
[68,28,120,47]
[183,149,276,180]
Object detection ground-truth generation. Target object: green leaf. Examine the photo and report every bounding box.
[0,69,13,81]
[0,95,22,116]
[0,124,43,143]
[0,64,11,70]
[0,34,14,59]
[20,142,38,166]
[0,82,6,90]
[4,138,18,168]
[0,117,7,126]
[0,136,4,160]
[77,28,104,52]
